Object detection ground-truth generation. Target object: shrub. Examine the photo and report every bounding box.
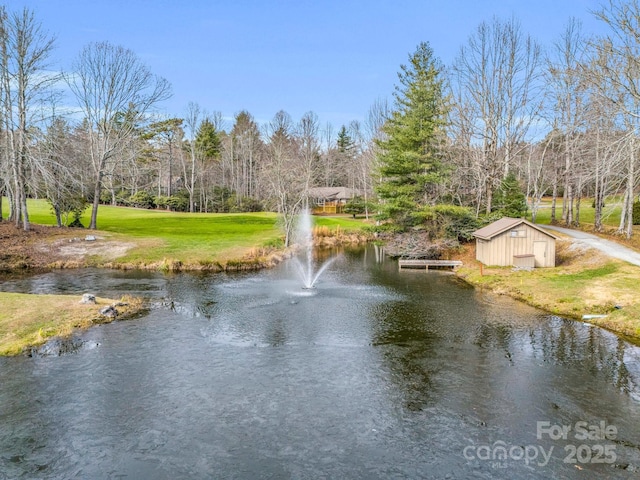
[435,205,480,242]
[208,186,234,213]
[99,189,129,206]
[154,193,189,212]
[369,222,404,234]
[633,201,640,225]
[344,196,366,217]
[237,196,263,212]
[115,191,130,206]
[64,196,89,228]
[99,189,112,204]
[154,195,169,210]
[263,237,285,248]
[128,191,155,209]
[412,204,479,242]
[166,195,189,212]
[478,211,504,227]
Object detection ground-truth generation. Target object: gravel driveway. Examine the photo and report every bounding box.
[540,224,640,267]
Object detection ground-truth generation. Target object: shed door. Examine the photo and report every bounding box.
[533,241,547,267]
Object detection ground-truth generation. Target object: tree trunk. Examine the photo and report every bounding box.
[565,185,573,227]
[167,141,172,197]
[189,152,196,213]
[54,203,62,227]
[89,170,103,230]
[619,188,629,236]
[594,132,603,232]
[621,142,635,238]
[19,182,29,231]
[550,180,557,223]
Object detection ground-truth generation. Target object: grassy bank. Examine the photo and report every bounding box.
[0,293,145,356]
[455,240,640,343]
[9,199,369,270]
[0,200,370,355]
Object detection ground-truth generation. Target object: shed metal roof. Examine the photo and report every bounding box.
[472,217,558,241]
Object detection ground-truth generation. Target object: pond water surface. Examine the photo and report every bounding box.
[1,246,639,479]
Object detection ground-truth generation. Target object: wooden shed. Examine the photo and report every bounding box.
[472,217,557,268]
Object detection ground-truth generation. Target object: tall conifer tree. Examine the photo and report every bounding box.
[375,42,449,227]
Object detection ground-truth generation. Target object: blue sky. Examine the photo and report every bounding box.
[7,0,609,131]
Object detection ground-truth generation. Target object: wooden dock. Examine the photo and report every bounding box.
[398,259,462,270]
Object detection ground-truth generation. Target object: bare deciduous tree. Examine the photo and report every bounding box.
[451,16,543,214]
[0,7,57,230]
[66,41,171,229]
[590,0,640,237]
[228,110,262,203]
[262,110,306,246]
[295,111,321,197]
[546,18,590,225]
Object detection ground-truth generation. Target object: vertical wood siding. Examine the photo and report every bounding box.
[476,224,555,267]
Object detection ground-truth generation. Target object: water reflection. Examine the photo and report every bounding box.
[0,246,639,478]
[528,316,638,398]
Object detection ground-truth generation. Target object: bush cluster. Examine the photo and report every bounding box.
[633,201,640,225]
[97,187,263,213]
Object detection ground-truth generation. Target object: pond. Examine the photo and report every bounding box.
[1,246,639,479]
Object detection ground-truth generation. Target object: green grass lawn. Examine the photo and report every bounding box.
[0,200,371,354]
[5,199,370,267]
[458,245,640,341]
[530,196,624,226]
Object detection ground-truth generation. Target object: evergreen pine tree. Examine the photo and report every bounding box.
[492,173,527,218]
[336,125,355,155]
[375,42,449,227]
[196,118,221,160]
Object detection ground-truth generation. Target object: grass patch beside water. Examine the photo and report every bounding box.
[0,200,370,354]
[19,199,370,268]
[456,240,640,341]
[0,292,144,356]
[548,263,620,285]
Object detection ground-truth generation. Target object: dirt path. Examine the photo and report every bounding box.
[0,223,134,269]
[540,224,640,267]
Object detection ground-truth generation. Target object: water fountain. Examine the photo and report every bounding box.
[292,208,338,289]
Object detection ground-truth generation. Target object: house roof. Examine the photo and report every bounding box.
[472,217,558,241]
[308,187,358,200]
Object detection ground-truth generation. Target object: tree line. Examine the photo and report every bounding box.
[2,1,640,244]
[379,0,640,241]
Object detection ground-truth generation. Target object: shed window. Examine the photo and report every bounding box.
[510,229,526,238]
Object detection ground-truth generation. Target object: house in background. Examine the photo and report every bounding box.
[308,187,359,214]
[472,217,557,268]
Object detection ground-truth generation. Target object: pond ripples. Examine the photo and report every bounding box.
[1,246,639,479]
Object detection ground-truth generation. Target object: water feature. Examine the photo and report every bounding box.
[1,246,640,479]
[292,208,338,289]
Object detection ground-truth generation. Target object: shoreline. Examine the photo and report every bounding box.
[0,293,147,356]
[453,272,640,347]
[449,241,640,345]
[2,225,640,355]
[0,227,370,357]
